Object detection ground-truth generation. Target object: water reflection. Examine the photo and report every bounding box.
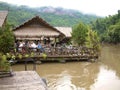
[100,44,120,77]
[90,65,120,90]
[48,71,76,90]
[37,62,100,90]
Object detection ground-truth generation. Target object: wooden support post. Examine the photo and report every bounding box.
[25,60,27,71]
[40,37,41,43]
[24,58,36,71]
[54,37,56,48]
[33,60,36,71]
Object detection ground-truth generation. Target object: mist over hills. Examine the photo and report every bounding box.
[0,2,99,27]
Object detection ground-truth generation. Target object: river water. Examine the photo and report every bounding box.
[12,45,120,90]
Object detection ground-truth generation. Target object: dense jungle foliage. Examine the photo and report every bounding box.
[90,10,120,44]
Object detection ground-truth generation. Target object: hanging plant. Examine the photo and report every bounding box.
[25,54,29,58]
[30,52,35,57]
[18,53,22,59]
[42,53,47,59]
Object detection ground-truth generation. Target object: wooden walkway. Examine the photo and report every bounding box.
[0,71,47,90]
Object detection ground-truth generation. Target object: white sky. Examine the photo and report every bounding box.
[0,0,120,16]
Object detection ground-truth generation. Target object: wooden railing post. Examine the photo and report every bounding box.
[25,60,27,71]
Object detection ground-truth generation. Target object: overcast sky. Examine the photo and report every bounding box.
[0,0,120,16]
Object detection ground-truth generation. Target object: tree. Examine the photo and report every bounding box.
[86,29,100,51]
[0,24,15,53]
[71,22,88,46]
[108,24,120,44]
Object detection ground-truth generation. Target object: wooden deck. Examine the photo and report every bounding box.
[0,71,47,90]
[8,46,99,62]
[16,55,98,62]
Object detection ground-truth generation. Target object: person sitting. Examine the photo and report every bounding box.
[37,42,44,53]
[18,41,24,52]
[30,41,37,51]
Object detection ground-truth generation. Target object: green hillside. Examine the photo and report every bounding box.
[0,2,99,27]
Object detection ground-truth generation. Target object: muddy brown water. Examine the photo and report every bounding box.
[12,44,120,90]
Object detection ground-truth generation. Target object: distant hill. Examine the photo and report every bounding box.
[0,2,99,27]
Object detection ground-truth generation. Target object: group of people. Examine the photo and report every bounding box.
[15,40,44,53]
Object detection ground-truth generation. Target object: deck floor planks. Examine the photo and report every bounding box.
[0,71,47,90]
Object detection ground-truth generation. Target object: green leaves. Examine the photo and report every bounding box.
[86,29,100,51]
[0,24,15,53]
[91,10,120,44]
[0,54,10,71]
[108,24,120,43]
[71,22,88,46]
[72,22,100,51]
[42,53,47,59]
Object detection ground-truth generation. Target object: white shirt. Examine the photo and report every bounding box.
[31,43,37,48]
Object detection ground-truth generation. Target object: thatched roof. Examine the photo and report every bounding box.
[14,27,61,38]
[0,11,8,27]
[55,27,72,38]
[13,16,65,40]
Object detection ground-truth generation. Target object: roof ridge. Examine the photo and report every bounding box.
[13,15,65,36]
